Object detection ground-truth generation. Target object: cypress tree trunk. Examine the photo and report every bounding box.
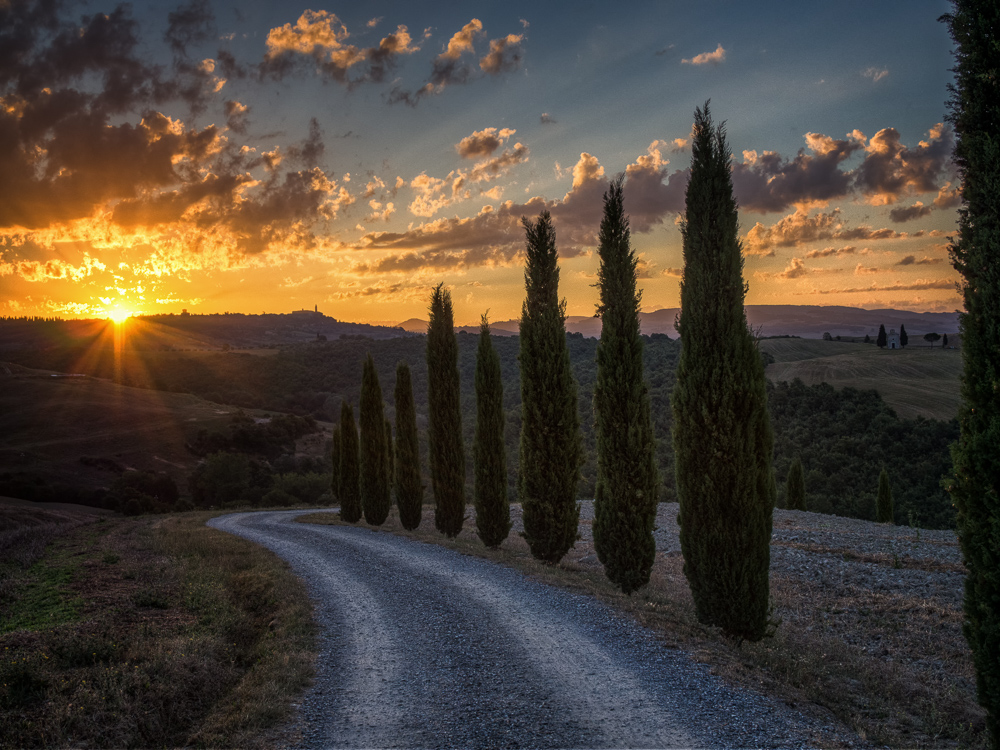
[338,400,362,523]
[360,353,391,525]
[427,284,466,537]
[592,175,659,594]
[474,315,511,548]
[671,103,775,641]
[519,211,582,563]
[394,361,423,530]
[945,5,1000,742]
[786,457,806,511]
[331,428,341,503]
[876,467,894,523]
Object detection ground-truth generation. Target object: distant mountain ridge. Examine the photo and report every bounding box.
[398,305,961,339]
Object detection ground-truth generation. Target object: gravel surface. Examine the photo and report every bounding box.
[210,510,863,749]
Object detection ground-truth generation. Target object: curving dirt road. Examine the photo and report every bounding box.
[209,510,852,749]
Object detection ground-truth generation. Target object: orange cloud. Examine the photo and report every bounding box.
[456,127,517,158]
[682,44,726,65]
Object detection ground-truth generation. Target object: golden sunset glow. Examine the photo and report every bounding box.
[0,1,961,324]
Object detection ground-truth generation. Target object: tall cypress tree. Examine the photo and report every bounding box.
[900,324,909,348]
[786,457,806,511]
[876,467,894,523]
[331,428,341,503]
[474,315,511,548]
[944,6,1000,741]
[592,175,659,594]
[427,284,466,537]
[877,324,888,348]
[359,353,391,526]
[384,417,395,495]
[519,211,582,563]
[338,400,362,523]
[394,361,423,531]
[671,103,775,641]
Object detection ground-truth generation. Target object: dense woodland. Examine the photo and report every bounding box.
[2,331,958,528]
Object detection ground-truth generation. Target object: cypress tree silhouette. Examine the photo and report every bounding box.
[427,284,466,537]
[359,353,391,525]
[900,324,909,347]
[592,175,659,594]
[338,400,362,523]
[384,417,394,496]
[474,315,511,548]
[876,467,894,523]
[331,428,341,502]
[519,211,582,563]
[877,324,888,348]
[394,361,423,530]
[786,457,806,511]
[671,103,775,641]
[944,4,1000,740]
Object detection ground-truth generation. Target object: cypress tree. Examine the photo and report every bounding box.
[671,103,775,641]
[338,400,362,523]
[900,324,909,348]
[427,284,465,537]
[786,457,806,511]
[359,353,391,525]
[474,315,511,548]
[592,175,659,594]
[876,467,894,523]
[331,428,341,502]
[877,324,888,348]
[394,361,423,530]
[518,211,582,563]
[945,5,1000,740]
[384,417,395,494]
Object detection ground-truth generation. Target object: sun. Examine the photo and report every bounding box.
[107,308,133,324]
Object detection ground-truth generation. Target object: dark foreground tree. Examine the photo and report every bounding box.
[519,211,582,563]
[877,324,888,348]
[394,361,423,530]
[385,417,395,493]
[943,3,1000,742]
[474,315,511,548]
[592,175,659,594]
[338,400,362,523]
[785,457,806,511]
[671,103,775,641]
[427,284,465,537]
[876,467,894,523]
[359,354,391,525]
[331,428,341,502]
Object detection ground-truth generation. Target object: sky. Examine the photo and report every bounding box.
[0,0,962,325]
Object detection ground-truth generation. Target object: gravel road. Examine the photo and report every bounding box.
[209,510,858,749]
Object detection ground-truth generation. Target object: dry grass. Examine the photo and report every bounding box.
[0,508,316,749]
[761,340,962,421]
[299,506,986,750]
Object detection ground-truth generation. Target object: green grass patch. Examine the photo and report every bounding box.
[0,508,317,749]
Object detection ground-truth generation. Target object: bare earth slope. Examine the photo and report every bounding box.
[210,510,861,749]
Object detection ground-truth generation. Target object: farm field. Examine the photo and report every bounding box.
[760,339,962,421]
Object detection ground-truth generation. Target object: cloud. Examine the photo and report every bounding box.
[889,201,932,223]
[810,279,957,295]
[165,0,216,56]
[744,207,910,254]
[805,245,857,258]
[863,67,889,82]
[441,19,483,60]
[456,127,516,158]
[0,255,107,282]
[896,254,943,266]
[933,182,961,209]
[854,263,879,275]
[540,112,557,125]
[408,141,530,216]
[479,33,524,74]
[223,100,249,133]
[853,124,954,206]
[682,44,725,65]
[779,258,808,279]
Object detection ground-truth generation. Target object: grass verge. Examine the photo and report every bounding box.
[299,506,986,750]
[1,506,315,749]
